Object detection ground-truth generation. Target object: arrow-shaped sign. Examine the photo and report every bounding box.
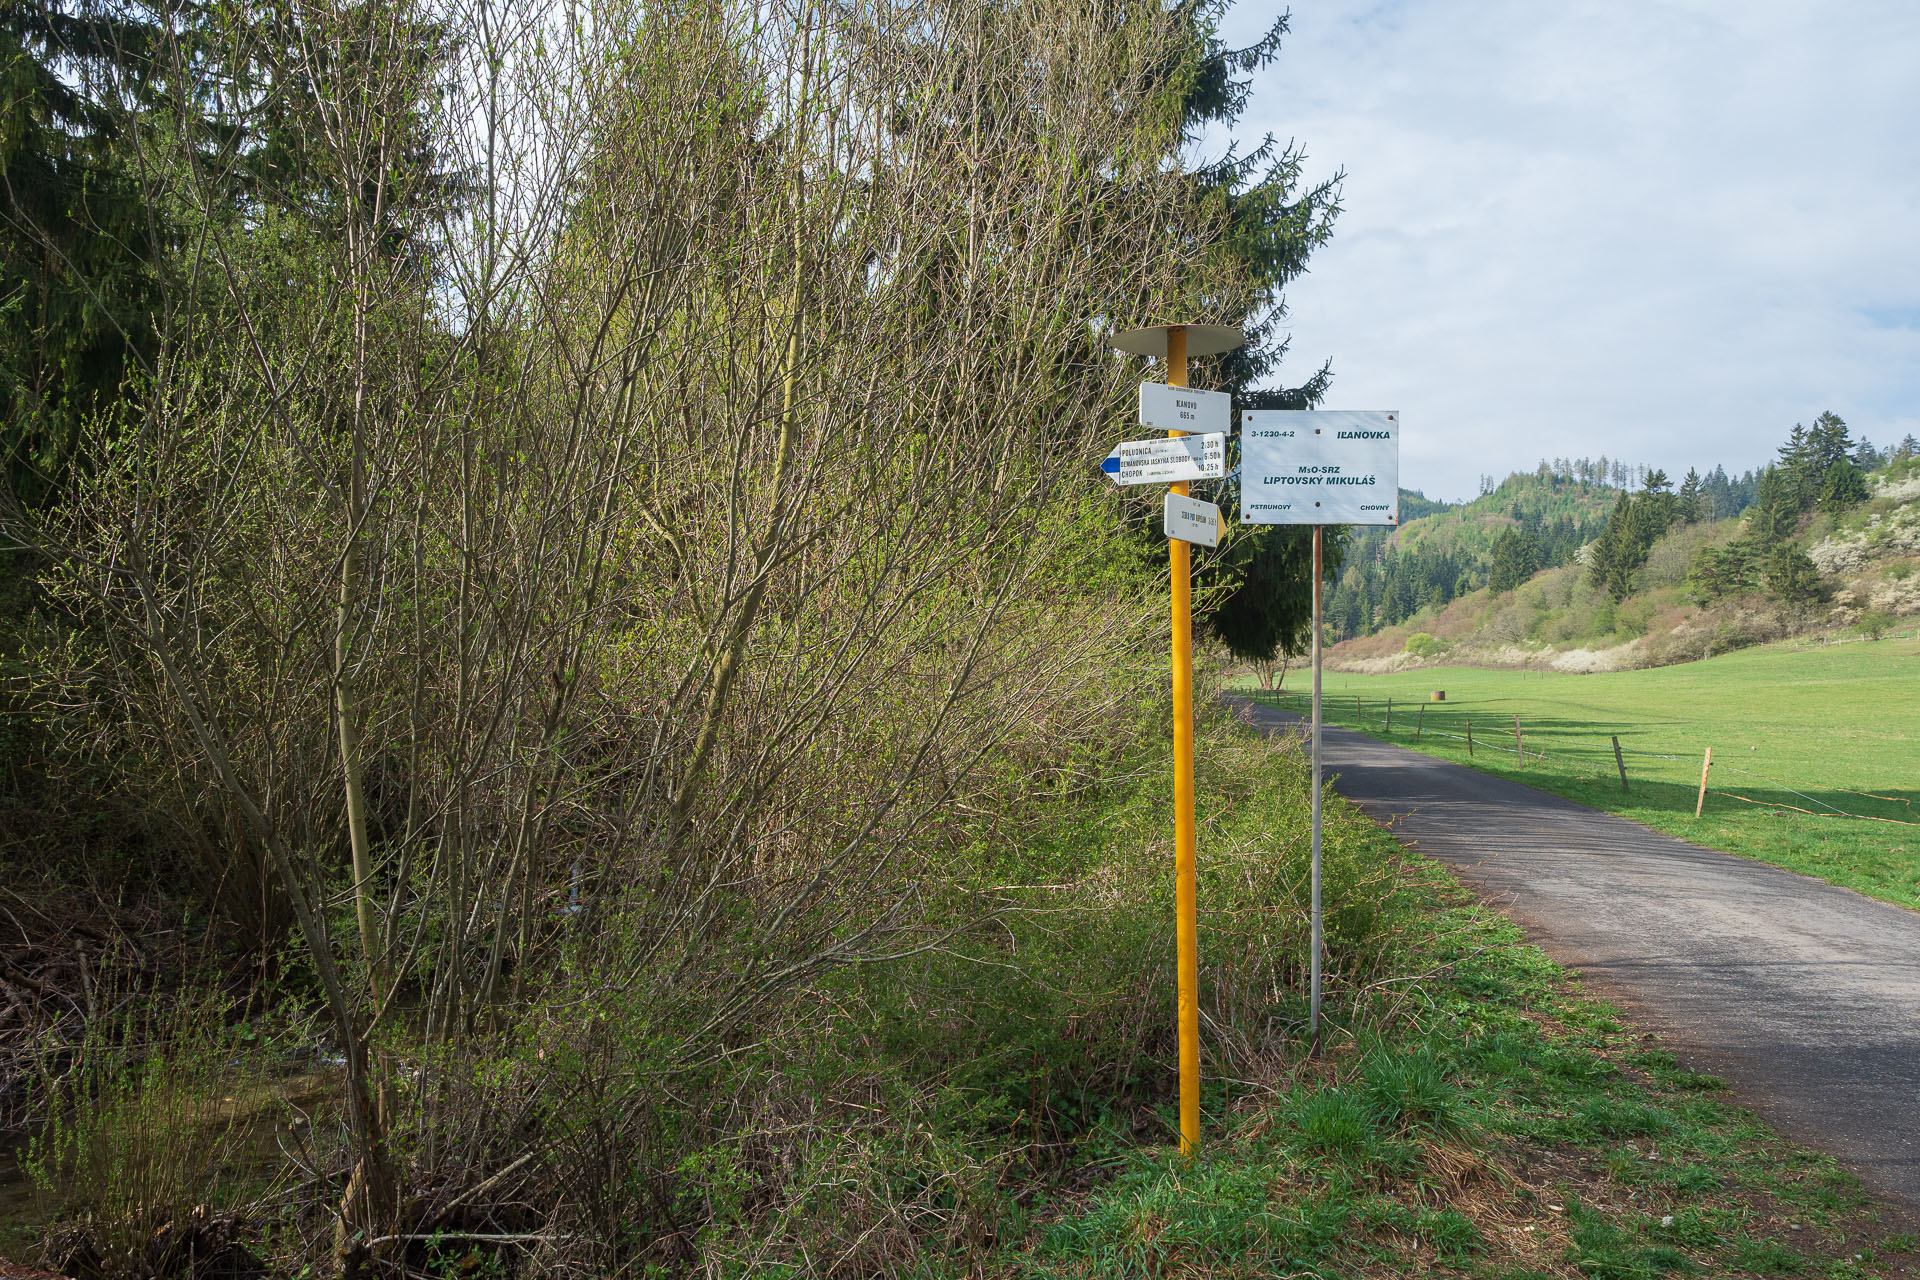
[1100,433,1226,485]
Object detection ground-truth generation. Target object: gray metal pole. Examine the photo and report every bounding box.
[1310,525,1323,1055]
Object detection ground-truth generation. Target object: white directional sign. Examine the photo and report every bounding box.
[1139,382,1232,434]
[1240,411,1399,525]
[1164,492,1221,547]
[1100,433,1226,485]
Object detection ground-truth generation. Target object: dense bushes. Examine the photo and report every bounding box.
[0,0,1368,1267]
[19,707,1412,1273]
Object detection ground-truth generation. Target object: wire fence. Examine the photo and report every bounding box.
[1246,689,1920,829]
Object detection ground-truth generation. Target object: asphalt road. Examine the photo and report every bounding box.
[1234,696,1920,1209]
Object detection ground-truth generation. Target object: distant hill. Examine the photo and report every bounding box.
[1328,466,1627,640]
[1326,457,1768,644]
[1324,451,1919,676]
[1396,489,1453,523]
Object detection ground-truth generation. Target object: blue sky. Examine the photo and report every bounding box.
[1220,1,1920,502]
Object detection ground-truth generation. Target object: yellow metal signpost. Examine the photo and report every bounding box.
[1109,322,1244,1156]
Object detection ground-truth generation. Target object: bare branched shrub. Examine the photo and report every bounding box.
[22,0,1254,1261]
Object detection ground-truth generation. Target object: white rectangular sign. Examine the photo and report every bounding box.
[1240,411,1400,525]
[1163,492,1220,547]
[1139,382,1231,434]
[1101,433,1226,485]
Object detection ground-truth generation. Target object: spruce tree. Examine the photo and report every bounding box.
[1819,459,1869,510]
[1677,467,1703,522]
[1185,8,1345,669]
[0,0,164,507]
[1805,411,1855,478]
[1766,544,1822,605]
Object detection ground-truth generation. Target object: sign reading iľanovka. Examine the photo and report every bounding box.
[1239,411,1399,526]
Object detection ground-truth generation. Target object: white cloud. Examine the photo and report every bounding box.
[1222,0,1920,501]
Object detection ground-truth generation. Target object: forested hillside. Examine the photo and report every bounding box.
[1325,420,1919,674]
[1324,459,1670,640]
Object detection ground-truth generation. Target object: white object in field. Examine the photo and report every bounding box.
[1240,410,1400,525]
[1100,433,1227,485]
[1163,492,1221,547]
[1138,382,1231,434]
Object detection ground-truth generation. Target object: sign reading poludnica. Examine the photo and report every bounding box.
[1100,433,1226,485]
[1239,411,1400,525]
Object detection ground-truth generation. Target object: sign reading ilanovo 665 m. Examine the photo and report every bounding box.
[1138,382,1232,434]
[1239,410,1400,526]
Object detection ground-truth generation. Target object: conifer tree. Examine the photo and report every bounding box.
[1819,458,1869,510]
[1677,468,1704,522]
[1186,8,1344,668]
[1766,544,1822,605]
[0,0,163,507]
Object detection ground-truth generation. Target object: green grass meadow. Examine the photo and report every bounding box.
[1238,637,1920,911]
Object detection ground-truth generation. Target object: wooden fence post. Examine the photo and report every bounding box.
[1513,714,1525,761]
[1694,746,1713,818]
[1612,735,1629,793]
[1466,718,1473,757]
[1416,705,1424,740]
[1386,698,1392,734]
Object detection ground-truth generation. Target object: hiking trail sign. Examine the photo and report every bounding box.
[1233,408,1401,1059]
[1100,433,1226,485]
[1162,492,1220,547]
[1139,382,1231,434]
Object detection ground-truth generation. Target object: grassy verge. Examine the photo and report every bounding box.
[1018,858,1920,1278]
[1234,638,1920,912]
[675,709,1920,1278]
[10,706,1917,1276]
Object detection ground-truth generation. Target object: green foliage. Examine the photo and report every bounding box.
[1568,1201,1698,1278]
[847,719,1412,1140]
[1040,1153,1351,1277]
[1731,1238,1807,1274]
[22,988,265,1269]
[1294,1089,1375,1152]
[1329,467,1618,639]
[1489,526,1540,594]
[1030,852,1898,1278]
[1403,631,1443,658]
[1854,610,1894,640]
[1819,458,1869,510]
[1678,416,1877,607]
[1337,419,1880,646]
[1765,543,1822,604]
[1360,1047,1464,1137]
[1206,518,1345,664]
[1172,6,1344,658]
[1686,536,1764,604]
[0,0,162,508]
[1588,471,1677,602]
[1676,467,1705,522]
